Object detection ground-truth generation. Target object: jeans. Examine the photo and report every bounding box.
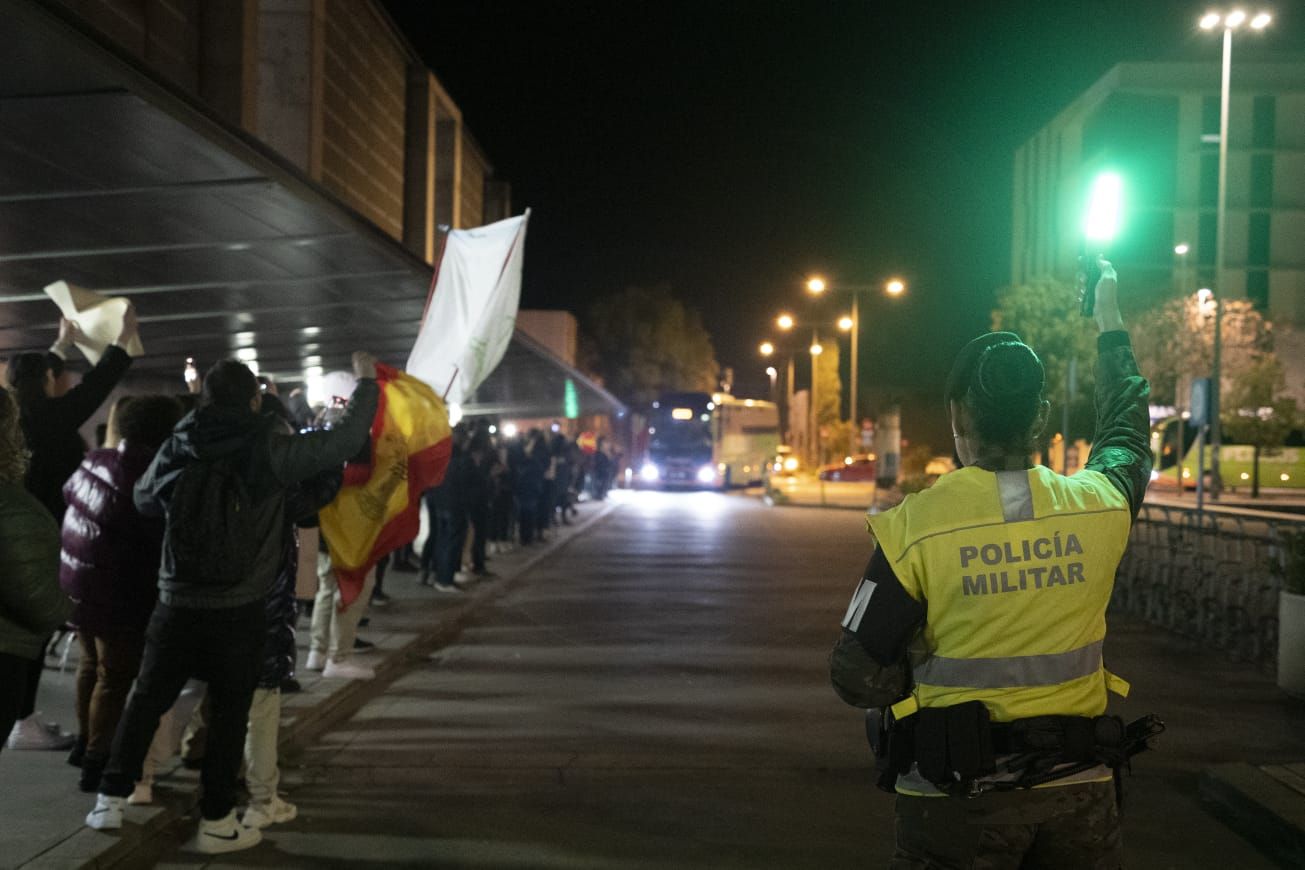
[468,504,488,572]
[75,632,147,762]
[101,601,264,820]
[435,509,468,585]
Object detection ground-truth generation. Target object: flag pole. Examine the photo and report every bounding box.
[442,366,460,402]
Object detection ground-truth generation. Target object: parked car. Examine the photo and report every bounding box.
[818,454,876,482]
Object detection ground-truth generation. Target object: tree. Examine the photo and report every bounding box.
[990,280,1096,456]
[1131,294,1272,408]
[1222,354,1299,497]
[812,339,844,462]
[586,285,719,406]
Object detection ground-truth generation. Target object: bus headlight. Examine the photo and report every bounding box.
[697,465,717,484]
[640,463,661,483]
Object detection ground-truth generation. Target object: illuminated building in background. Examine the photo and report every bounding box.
[1011,60,1305,404]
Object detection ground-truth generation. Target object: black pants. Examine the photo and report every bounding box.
[0,651,34,757]
[468,504,488,572]
[18,638,45,718]
[435,509,468,585]
[101,601,264,820]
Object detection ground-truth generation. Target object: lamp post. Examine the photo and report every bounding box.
[810,331,823,466]
[804,275,906,426]
[1199,7,1272,498]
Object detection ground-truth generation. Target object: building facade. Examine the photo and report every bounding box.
[52,0,510,264]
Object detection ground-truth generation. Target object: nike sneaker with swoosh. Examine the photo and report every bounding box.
[193,811,262,854]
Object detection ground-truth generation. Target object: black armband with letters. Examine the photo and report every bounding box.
[840,548,926,666]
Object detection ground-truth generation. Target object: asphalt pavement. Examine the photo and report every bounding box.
[134,489,1304,868]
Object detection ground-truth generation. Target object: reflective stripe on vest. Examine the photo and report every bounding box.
[866,466,1132,728]
[914,639,1103,689]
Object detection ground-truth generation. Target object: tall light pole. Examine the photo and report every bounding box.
[1199,7,1272,498]
[810,332,823,465]
[805,275,906,426]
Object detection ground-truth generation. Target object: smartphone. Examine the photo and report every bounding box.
[1078,252,1101,318]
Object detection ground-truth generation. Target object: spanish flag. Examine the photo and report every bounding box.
[319,363,452,609]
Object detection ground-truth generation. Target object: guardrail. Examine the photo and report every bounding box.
[1113,504,1305,669]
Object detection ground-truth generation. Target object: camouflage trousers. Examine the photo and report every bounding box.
[891,780,1122,869]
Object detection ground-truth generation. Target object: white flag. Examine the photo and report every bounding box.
[43,280,145,363]
[406,211,530,405]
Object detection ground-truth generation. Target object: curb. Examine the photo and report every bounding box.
[1199,762,1305,869]
[31,500,620,870]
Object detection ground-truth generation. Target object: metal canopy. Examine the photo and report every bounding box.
[0,0,432,383]
[0,0,624,422]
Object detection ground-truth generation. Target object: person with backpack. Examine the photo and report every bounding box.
[85,353,379,855]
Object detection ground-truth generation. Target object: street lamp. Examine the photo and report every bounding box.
[837,315,854,332]
[809,341,824,356]
[765,365,778,402]
[759,341,775,357]
[885,278,905,297]
[806,276,827,295]
[1198,7,1273,498]
[776,313,795,331]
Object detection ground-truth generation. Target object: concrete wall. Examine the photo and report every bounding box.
[516,310,578,367]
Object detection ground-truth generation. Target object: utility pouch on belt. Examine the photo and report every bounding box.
[915,701,995,788]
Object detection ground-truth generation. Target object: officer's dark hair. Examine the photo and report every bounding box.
[964,341,1045,449]
[117,395,184,451]
[202,360,259,410]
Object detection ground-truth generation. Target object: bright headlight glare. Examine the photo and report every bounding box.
[640,463,660,482]
[697,465,716,484]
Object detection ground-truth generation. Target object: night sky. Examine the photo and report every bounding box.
[383,0,1300,451]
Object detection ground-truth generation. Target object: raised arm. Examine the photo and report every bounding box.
[1082,260,1153,519]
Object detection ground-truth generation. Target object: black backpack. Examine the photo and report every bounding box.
[168,450,260,588]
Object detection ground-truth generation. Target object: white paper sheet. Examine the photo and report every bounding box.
[43,280,144,364]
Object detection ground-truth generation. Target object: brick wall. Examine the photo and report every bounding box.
[318,0,406,239]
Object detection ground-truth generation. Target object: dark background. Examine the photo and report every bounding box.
[383,0,1300,452]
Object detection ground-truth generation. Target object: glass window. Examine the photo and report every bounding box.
[1248,212,1270,266]
[1199,154,1218,207]
[1246,270,1269,310]
[1251,154,1273,208]
[1198,212,1217,266]
[1252,96,1275,148]
[1201,95,1221,138]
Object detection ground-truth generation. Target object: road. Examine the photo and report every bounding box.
[157,490,1298,869]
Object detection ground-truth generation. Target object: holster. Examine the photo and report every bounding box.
[914,701,996,791]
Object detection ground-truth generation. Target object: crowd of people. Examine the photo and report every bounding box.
[0,308,617,854]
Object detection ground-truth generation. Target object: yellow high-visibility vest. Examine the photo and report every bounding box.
[868,465,1132,791]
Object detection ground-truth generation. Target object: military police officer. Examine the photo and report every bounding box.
[832,260,1153,868]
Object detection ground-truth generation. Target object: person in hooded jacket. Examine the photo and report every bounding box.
[242,394,342,830]
[60,394,183,792]
[0,387,73,760]
[85,353,378,855]
[6,311,137,752]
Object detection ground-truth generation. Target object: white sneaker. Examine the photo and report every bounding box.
[127,783,153,805]
[7,713,76,750]
[242,796,298,829]
[322,659,375,680]
[193,811,262,854]
[304,649,326,671]
[453,571,471,584]
[85,794,125,830]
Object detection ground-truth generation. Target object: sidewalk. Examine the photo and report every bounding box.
[1,499,618,870]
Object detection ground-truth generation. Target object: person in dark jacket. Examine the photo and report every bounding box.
[420,426,470,592]
[7,312,137,752]
[86,353,378,855]
[0,387,73,760]
[465,431,494,577]
[243,395,342,830]
[60,394,183,791]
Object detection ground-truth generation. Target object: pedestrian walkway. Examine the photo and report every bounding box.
[2,500,617,870]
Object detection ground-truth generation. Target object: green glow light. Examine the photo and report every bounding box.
[564,378,580,419]
[1083,171,1123,242]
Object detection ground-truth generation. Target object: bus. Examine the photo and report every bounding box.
[639,392,780,489]
[1150,415,1304,491]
